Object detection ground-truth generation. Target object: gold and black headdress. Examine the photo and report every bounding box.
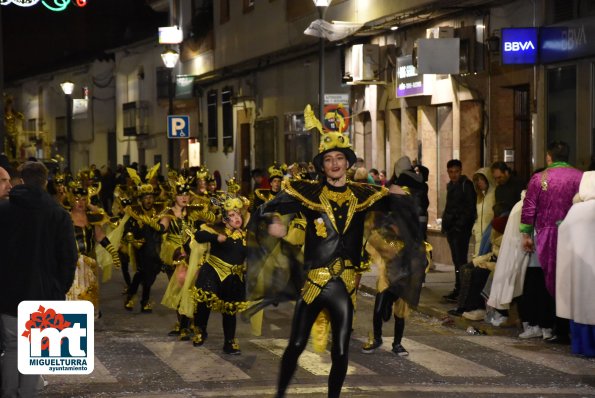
[305,104,356,172]
[268,162,287,181]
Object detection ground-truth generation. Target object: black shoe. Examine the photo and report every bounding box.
[179,328,192,341]
[545,335,571,345]
[447,308,464,317]
[223,339,241,355]
[443,290,459,303]
[392,343,409,356]
[192,330,207,347]
[361,337,383,354]
[167,322,181,336]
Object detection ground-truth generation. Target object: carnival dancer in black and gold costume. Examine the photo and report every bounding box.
[66,180,122,318]
[247,105,426,398]
[250,162,286,213]
[191,196,249,354]
[129,173,216,338]
[123,165,165,313]
[190,165,211,207]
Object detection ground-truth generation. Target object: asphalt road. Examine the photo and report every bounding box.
[40,272,595,398]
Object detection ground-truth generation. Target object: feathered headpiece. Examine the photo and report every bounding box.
[173,174,193,195]
[66,179,89,204]
[196,165,209,181]
[53,171,67,185]
[305,104,356,172]
[211,194,244,214]
[268,162,287,181]
[226,176,241,194]
[137,163,160,197]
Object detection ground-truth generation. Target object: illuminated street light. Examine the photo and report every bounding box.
[312,0,332,122]
[61,80,75,170]
[161,48,179,167]
[161,49,179,68]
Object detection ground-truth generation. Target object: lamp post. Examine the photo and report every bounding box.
[60,80,74,171]
[313,0,332,121]
[161,48,179,168]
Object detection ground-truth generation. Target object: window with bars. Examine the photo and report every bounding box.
[222,86,233,152]
[207,89,218,149]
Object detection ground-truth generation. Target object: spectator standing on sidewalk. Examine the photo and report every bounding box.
[491,161,524,211]
[556,171,595,357]
[0,161,78,398]
[520,141,582,344]
[441,159,477,302]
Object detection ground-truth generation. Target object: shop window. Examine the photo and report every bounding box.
[284,113,311,164]
[547,66,577,165]
[207,89,218,149]
[156,67,170,100]
[55,116,66,139]
[222,86,233,152]
[254,117,277,170]
[28,118,37,131]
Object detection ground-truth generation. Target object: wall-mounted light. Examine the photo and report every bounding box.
[60,81,75,95]
[390,26,399,31]
[161,49,180,68]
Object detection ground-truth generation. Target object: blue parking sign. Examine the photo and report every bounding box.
[167,115,190,138]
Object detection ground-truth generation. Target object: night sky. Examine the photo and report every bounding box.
[1,0,166,82]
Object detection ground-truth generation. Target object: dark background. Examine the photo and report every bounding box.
[1,0,166,82]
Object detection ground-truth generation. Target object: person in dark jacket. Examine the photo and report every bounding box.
[0,161,78,398]
[442,159,477,302]
[490,161,524,211]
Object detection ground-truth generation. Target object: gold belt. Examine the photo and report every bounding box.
[301,259,356,304]
[208,255,246,282]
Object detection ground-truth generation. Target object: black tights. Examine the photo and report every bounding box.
[372,291,405,345]
[194,302,237,341]
[276,279,353,398]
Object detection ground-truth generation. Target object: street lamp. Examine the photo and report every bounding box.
[313,0,332,121]
[60,80,74,171]
[161,48,179,168]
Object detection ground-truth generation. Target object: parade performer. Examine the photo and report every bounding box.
[123,165,165,313]
[66,179,121,317]
[191,195,249,354]
[250,162,286,213]
[129,173,215,338]
[247,105,426,398]
[190,165,212,206]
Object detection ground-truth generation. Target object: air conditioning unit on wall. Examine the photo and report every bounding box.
[344,44,380,84]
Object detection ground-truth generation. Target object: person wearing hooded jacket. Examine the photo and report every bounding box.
[471,168,496,257]
[0,161,78,398]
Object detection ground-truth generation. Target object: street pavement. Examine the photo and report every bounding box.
[39,265,595,398]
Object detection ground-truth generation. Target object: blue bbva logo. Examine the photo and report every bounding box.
[18,301,94,374]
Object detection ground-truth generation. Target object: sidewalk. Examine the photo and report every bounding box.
[359,262,521,337]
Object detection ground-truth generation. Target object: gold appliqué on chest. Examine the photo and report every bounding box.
[321,186,352,207]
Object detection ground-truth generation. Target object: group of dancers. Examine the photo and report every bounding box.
[50,106,426,398]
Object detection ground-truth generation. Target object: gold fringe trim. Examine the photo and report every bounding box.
[191,287,249,315]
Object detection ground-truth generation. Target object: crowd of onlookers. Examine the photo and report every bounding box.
[440,142,595,358]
